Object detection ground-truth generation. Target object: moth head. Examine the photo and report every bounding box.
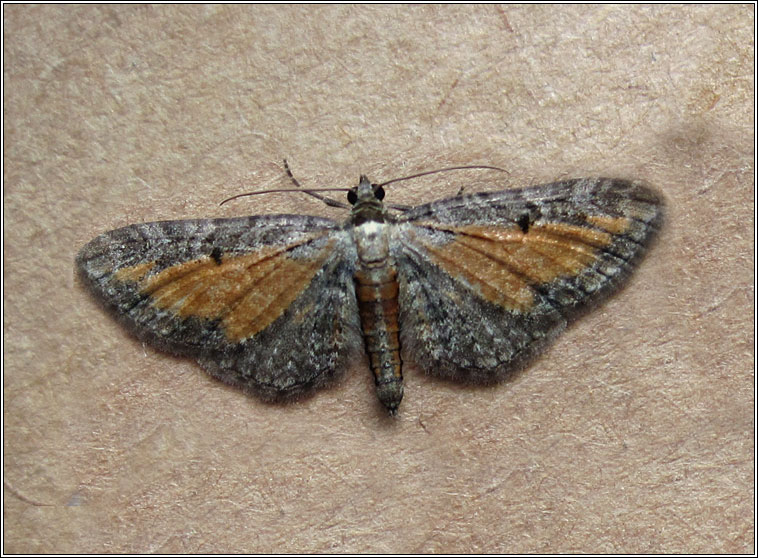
[348,175,385,206]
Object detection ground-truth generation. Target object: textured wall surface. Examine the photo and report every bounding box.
[4,5,753,553]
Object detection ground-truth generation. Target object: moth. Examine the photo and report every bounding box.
[76,171,663,414]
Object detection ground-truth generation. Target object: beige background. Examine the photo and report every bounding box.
[3,4,753,553]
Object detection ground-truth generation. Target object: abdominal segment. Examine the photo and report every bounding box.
[354,265,404,414]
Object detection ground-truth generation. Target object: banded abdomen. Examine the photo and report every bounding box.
[353,221,404,413]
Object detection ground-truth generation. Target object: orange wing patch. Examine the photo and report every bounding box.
[584,215,632,234]
[414,216,631,312]
[114,261,156,282]
[115,233,334,342]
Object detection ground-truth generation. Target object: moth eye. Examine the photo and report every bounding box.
[374,186,385,200]
[347,189,358,205]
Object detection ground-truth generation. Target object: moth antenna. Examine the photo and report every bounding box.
[283,158,303,188]
[219,159,351,208]
[284,159,350,208]
[219,187,350,207]
[376,165,510,189]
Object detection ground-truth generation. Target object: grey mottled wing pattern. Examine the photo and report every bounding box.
[76,215,362,399]
[392,178,664,382]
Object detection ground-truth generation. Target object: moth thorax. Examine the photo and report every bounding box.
[354,221,390,266]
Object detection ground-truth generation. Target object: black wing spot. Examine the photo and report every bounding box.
[210,247,223,265]
[517,213,531,233]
